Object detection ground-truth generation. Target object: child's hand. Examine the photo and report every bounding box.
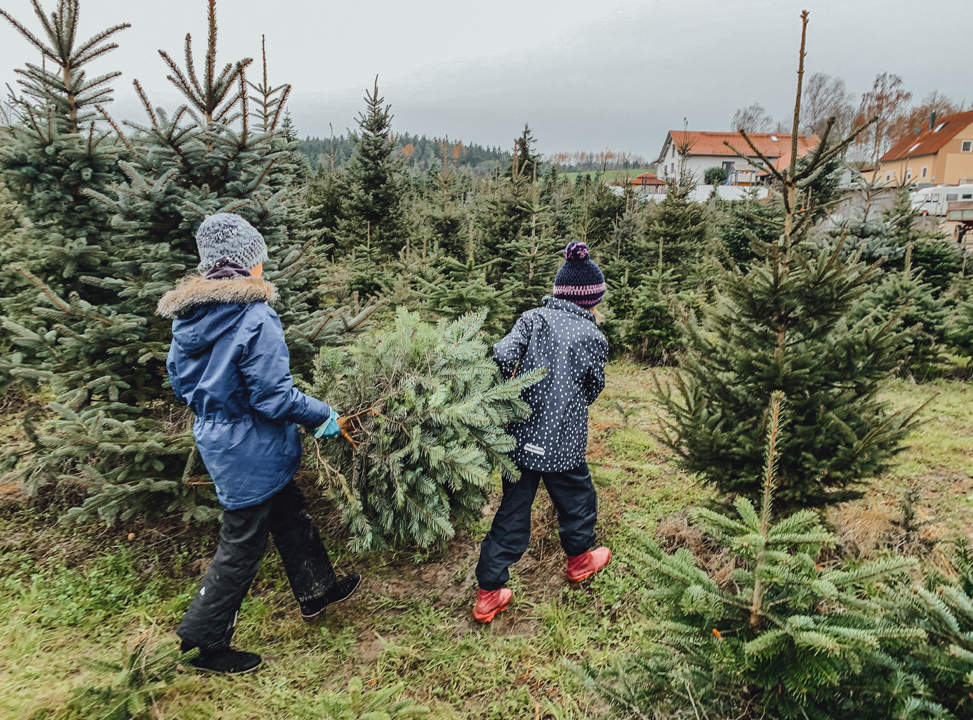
[314,409,341,439]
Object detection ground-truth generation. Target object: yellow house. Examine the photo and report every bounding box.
[876,110,973,186]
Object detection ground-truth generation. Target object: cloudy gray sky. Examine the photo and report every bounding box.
[1,0,970,159]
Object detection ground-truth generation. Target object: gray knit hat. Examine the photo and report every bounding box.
[195,213,269,272]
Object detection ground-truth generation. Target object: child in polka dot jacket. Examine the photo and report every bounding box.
[473,241,611,623]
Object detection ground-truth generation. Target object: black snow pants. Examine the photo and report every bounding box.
[177,481,337,651]
[475,461,598,591]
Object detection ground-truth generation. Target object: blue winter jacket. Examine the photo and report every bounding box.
[494,296,608,473]
[158,276,331,510]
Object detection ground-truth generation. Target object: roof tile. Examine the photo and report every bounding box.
[880,110,973,162]
[666,131,819,160]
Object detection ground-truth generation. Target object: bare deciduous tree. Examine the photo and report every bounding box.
[802,72,854,139]
[857,72,912,163]
[890,90,963,144]
[731,102,773,133]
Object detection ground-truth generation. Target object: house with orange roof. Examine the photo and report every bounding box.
[876,110,973,186]
[656,130,819,186]
[630,172,665,194]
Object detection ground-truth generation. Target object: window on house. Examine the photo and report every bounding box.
[921,166,928,178]
[962,140,973,153]
[885,172,891,182]
[770,135,778,142]
[935,122,948,132]
[905,168,912,182]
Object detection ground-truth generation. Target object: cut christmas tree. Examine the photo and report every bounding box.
[311,308,544,552]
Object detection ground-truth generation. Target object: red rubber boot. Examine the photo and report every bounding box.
[566,547,612,582]
[473,588,513,623]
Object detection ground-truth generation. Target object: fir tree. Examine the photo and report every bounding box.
[310,308,544,552]
[619,272,685,364]
[0,179,28,387]
[0,0,128,325]
[377,245,440,312]
[573,392,942,720]
[851,252,951,381]
[337,77,408,257]
[642,172,709,289]
[572,174,627,251]
[421,143,472,260]
[475,164,534,277]
[501,180,562,314]
[508,123,539,182]
[655,12,917,512]
[1,0,371,523]
[716,188,785,269]
[892,545,973,716]
[420,254,513,337]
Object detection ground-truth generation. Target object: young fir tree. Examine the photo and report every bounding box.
[655,12,918,513]
[618,271,685,364]
[823,193,906,267]
[879,190,966,295]
[310,308,544,552]
[1,0,371,523]
[716,187,785,269]
[420,255,513,337]
[501,178,562,315]
[642,171,709,290]
[0,179,27,387]
[572,173,627,251]
[573,393,943,720]
[0,0,128,341]
[851,250,951,381]
[507,123,540,182]
[422,169,467,261]
[892,546,973,716]
[474,134,537,279]
[337,78,409,258]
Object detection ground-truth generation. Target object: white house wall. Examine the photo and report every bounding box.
[660,154,765,184]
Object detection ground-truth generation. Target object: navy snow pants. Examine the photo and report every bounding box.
[177,481,337,652]
[475,462,598,591]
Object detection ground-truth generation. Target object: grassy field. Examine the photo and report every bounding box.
[1,365,970,719]
[561,168,654,186]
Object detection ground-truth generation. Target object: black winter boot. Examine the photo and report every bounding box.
[183,644,262,674]
[301,573,362,620]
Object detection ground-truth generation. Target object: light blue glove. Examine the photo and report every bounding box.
[314,409,341,439]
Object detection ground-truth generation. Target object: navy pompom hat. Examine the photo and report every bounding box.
[553,241,605,307]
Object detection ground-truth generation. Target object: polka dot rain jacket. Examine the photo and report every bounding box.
[493,296,608,473]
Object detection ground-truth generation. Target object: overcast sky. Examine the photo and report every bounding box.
[1,0,970,159]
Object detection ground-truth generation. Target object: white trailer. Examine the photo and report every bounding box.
[912,185,973,216]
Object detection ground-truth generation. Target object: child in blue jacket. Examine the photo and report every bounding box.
[473,241,611,623]
[159,213,359,674]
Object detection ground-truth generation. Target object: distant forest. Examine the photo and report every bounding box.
[298,132,652,176]
[298,133,512,176]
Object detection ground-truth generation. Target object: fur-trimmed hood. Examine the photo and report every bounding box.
[157,276,278,319]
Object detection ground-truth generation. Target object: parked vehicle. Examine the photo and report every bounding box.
[911,185,973,216]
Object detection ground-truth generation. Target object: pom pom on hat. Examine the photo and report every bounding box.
[553,241,605,307]
[564,241,590,261]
